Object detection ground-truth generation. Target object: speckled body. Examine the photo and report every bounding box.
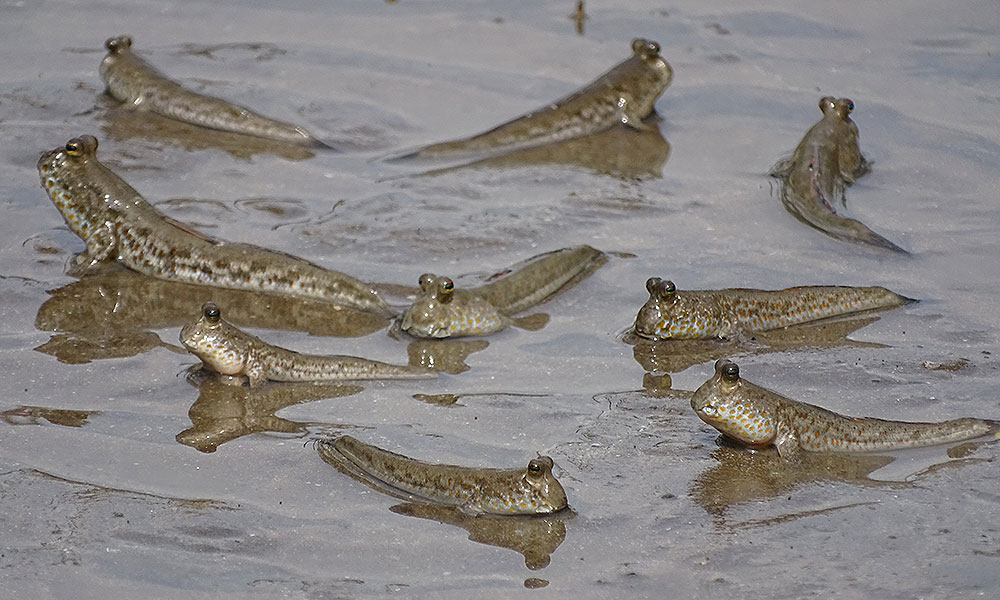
[770,97,905,253]
[38,136,390,315]
[180,303,431,386]
[692,359,998,458]
[410,39,672,158]
[474,245,605,315]
[99,35,324,147]
[317,435,568,515]
[400,246,604,339]
[634,278,911,340]
[399,274,511,339]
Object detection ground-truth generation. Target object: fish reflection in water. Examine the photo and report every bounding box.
[100,103,317,161]
[176,371,362,453]
[690,439,996,525]
[1,405,98,428]
[390,502,570,570]
[405,338,490,374]
[689,443,894,518]
[626,313,886,374]
[34,330,171,365]
[411,391,552,407]
[414,119,669,180]
[34,269,388,363]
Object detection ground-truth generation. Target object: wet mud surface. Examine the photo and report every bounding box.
[2,1,999,598]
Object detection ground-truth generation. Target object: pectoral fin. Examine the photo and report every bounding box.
[619,98,652,131]
[80,223,117,267]
[774,421,802,460]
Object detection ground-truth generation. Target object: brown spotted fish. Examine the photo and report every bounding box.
[401,39,672,159]
[770,97,906,253]
[37,135,390,315]
[100,35,327,147]
[634,278,911,341]
[691,359,999,459]
[399,273,511,339]
[317,435,568,515]
[399,245,605,338]
[180,302,432,386]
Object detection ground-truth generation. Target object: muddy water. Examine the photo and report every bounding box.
[2,1,999,598]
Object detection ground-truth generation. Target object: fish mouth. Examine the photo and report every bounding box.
[402,321,451,339]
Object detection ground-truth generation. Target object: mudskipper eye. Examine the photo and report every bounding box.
[661,280,676,294]
[846,100,855,113]
[527,460,542,474]
[106,36,131,52]
[723,361,740,381]
[441,279,454,293]
[65,140,81,155]
[202,302,221,322]
[632,39,660,56]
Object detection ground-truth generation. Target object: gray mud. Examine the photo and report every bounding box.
[1,1,999,598]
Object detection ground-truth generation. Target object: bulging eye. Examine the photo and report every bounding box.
[661,280,676,294]
[632,39,660,56]
[202,302,221,321]
[846,100,855,112]
[723,362,740,381]
[106,35,131,52]
[65,140,81,155]
[442,280,454,293]
[527,460,542,474]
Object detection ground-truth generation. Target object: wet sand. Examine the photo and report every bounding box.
[2,1,999,598]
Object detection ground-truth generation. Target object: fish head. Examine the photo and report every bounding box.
[521,456,568,513]
[179,302,247,375]
[400,274,454,338]
[819,96,858,123]
[691,359,777,446]
[634,277,680,339]
[631,38,661,60]
[629,38,673,102]
[38,135,120,240]
[635,279,723,339]
[104,35,133,54]
[417,273,454,303]
[100,36,130,80]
